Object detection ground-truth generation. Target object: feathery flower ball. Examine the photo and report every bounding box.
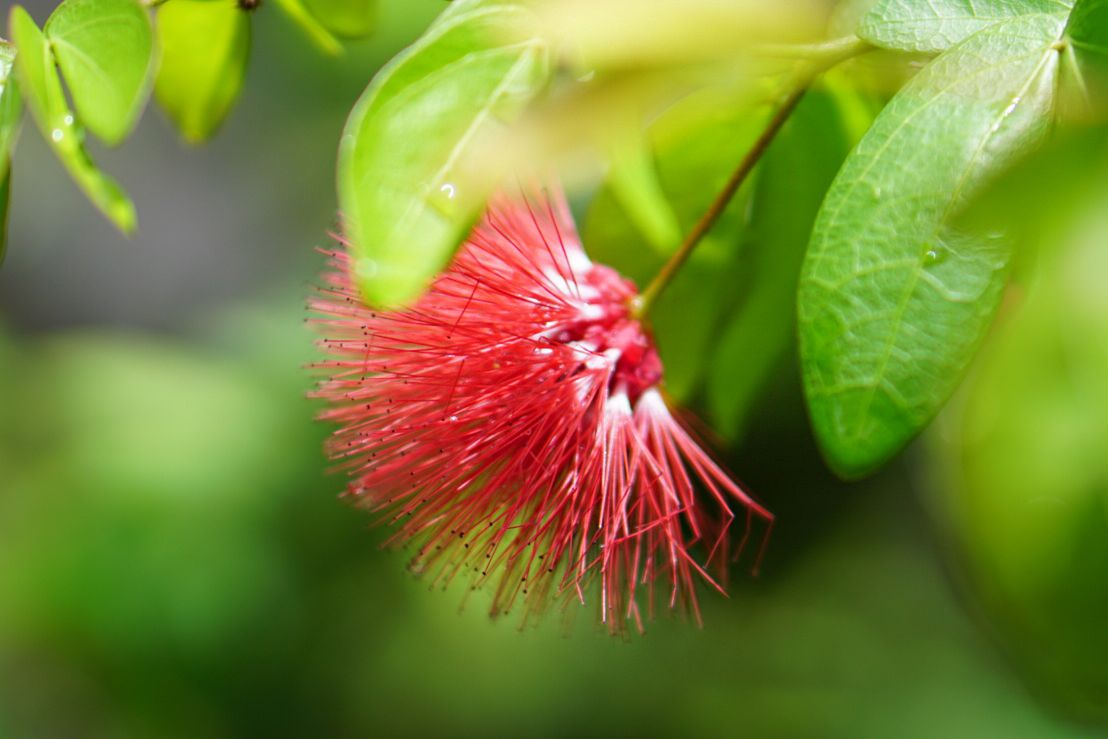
[310,189,772,633]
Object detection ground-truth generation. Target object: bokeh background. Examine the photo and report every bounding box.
[1,1,1107,737]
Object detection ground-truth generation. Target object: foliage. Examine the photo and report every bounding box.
[3,0,1108,728]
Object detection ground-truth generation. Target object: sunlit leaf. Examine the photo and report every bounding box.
[302,0,376,39]
[338,1,551,306]
[44,0,155,146]
[858,0,1071,52]
[798,13,1067,478]
[154,0,250,144]
[9,6,136,233]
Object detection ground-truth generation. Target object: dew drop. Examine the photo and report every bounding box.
[923,244,946,265]
[63,114,74,126]
[51,128,64,142]
[440,182,456,200]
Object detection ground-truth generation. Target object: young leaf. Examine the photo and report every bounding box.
[45,0,155,146]
[0,41,21,261]
[858,0,1071,53]
[301,0,376,39]
[337,3,550,306]
[798,13,1068,478]
[154,0,250,144]
[9,6,136,233]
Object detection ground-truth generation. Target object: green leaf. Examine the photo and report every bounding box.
[585,90,768,401]
[337,3,551,306]
[1063,0,1108,113]
[602,120,682,256]
[858,0,1072,52]
[798,13,1068,478]
[301,0,376,39]
[9,6,136,233]
[707,86,863,440]
[928,184,1108,719]
[44,0,155,146]
[0,41,19,163]
[0,170,10,264]
[154,0,250,144]
[0,41,21,262]
[273,0,342,55]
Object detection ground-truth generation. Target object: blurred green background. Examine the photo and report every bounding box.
[1,1,1107,737]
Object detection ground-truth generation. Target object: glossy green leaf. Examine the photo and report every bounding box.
[707,88,862,440]
[9,6,136,233]
[338,2,551,306]
[154,0,250,144]
[44,0,155,146]
[302,0,376,38]
[0,41,20,262]
[798,13,1067,478]
[858,0,1071,53]
[585,90,768,401]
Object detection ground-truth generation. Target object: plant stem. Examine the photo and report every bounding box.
[633,37,871,319]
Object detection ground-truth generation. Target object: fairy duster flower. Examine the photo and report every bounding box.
[310,188,772,634]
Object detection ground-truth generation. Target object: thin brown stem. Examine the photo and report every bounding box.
[633,37,872,319]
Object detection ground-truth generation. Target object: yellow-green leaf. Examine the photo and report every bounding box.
[337,1,550,306]
[45,0,155,146]
[9,6,136,233]
[154,0,250,144]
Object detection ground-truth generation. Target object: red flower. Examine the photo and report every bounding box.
[310,188,772,634]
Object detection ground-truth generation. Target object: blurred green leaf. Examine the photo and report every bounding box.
[0,171,9,264]
[1064,0,1108,114]
[585,90,769,400]
[0,40,19,166]
[337,0,550,306]
[602,119,681,256]
[44,0,155,146]
[273,0,343,55]
[707,85,863,439]
[798,14,1066,478]
[0,41,20,263]
[302,0,377,38]
[929,181,1108,721]
[537,0,822,71]
[858,0,1069,53]
[154,0,250,144]
[9,6,136,233]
